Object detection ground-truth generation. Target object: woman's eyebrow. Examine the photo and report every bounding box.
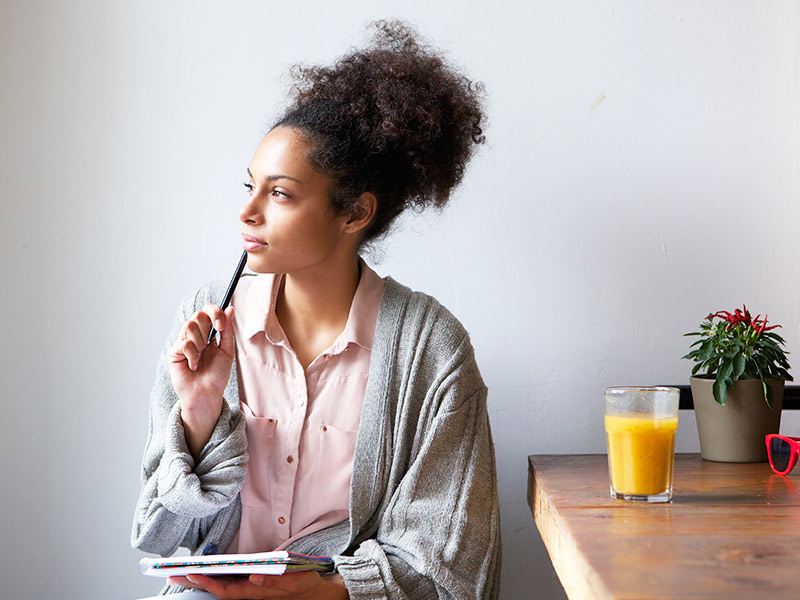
[246,167,302,184]
[268,174,303,183]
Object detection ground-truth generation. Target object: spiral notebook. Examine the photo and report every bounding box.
[139,551,334,577]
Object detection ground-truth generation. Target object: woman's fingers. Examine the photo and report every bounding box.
[182,326,206,371]
[175,304,230,370]
[180,338,201,371]
[202,303,226,334]
[186,310,213,346]
[249,574,266,586]
[166,575,203,589]
[218,306,235,356]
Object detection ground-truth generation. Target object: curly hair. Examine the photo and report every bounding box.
[275,20,486,245]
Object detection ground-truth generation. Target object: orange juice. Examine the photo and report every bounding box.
[605,414,678,496]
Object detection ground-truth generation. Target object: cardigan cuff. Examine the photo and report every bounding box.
[334,555,386,600]
[156,402,246,518]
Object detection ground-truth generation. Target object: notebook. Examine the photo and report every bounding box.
[139,551,334,577]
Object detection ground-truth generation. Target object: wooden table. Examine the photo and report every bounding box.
[528,454,800,599]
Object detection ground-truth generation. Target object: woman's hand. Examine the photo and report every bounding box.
[167,571,349,599]
[167,303,235,459]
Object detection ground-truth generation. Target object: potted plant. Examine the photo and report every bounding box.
[683,305,792,462]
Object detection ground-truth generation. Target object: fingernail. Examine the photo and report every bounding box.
[215,319,223,330]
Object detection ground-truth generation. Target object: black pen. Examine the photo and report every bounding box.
[207,250,248,344]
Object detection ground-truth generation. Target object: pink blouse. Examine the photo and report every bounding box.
[226,261,384,553]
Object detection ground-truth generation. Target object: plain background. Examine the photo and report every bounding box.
[2,1,799,598]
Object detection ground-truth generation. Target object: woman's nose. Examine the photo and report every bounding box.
[239,195,263,224]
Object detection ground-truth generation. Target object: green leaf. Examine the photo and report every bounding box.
[763,380,774,410]
[766,332,787,344]
[733,353,746,379]
[713,377,726,406]
[719,361,734,382]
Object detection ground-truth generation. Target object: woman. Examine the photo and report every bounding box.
[132,20,501,600]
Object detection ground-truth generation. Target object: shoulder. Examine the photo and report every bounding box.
[380,277,468,348]
[375,277,486,414]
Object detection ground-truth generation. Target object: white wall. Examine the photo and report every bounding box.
[2,1,798,598]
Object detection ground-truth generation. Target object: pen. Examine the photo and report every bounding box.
[207,250,248,344]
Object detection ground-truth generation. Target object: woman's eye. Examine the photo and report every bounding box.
[271,189,288,199]
[243,182,255,194]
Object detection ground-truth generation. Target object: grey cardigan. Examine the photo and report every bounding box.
[132,276,501,599]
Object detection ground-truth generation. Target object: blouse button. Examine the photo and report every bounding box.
[278,516,285,525]
[287,455,294,464]
[321,426,327,432]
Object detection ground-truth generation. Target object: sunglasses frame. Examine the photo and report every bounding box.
[765,434,800,476]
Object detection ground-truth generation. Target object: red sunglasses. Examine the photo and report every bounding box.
[765,434,800,475]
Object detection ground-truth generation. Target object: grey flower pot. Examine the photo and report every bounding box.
[690,377,784,462]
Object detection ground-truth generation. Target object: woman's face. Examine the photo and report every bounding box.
[239,126,351,275]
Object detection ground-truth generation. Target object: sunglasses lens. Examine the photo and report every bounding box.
[770,437,793,472]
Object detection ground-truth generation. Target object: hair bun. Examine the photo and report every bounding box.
[278,19,486,245]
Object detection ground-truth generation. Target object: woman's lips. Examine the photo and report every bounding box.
[242,233,268,252]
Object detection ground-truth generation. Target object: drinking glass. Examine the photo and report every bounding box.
[604,386,680,502]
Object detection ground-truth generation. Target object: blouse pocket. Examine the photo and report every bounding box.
[240,409,278,508]
[307,423,358,520]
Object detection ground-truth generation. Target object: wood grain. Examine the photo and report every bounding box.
[528,454,800,599]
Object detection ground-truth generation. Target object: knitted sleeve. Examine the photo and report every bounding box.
[334,287,501,600]
[131,283,247,556]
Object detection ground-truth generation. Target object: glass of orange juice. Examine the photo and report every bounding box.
[604,386,680,503]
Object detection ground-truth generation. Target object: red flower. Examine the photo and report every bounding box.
[710,305,752,327]
[708,305,786,335]
[749,313,782,335]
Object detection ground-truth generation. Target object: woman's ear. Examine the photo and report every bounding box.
[344,192,377,234]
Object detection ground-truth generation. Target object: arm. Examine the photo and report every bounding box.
[131,287,248,555]
[336,339,501,600]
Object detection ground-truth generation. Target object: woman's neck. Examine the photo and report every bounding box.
[275,256,362,370]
